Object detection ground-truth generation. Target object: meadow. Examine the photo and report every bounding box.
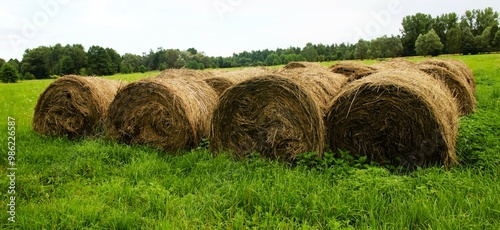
[1,54,499,229]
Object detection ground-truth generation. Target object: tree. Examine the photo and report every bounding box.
[265,53,281,66]
[106,48,121,74]
[494,30,500,51]
[478,26,493,52]
[401,13,434,56]
[445,25,462,54]
[460,7,499,36]
[87,45,113,76]
[461,27,478,54]
[354,39,370,60]
[121,53,142,73]
[58,55,75,75]
[0,63,20,83]
[20,47,51,79]
[415,29,444,56]
[368,35,403,58]
[301,43,318,62]
[0,58,5,68]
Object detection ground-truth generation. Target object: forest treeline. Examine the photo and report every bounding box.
[1,7,499,81]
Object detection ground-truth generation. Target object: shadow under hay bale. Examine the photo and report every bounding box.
[326,70,459,169]
[329,61,378,83]
[211,63,347,161]
[33,75,124,139]
[106,77,218,152]
[417,64,476,116]
[419,59,476,92]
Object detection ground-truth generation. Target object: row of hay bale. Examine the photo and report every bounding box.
[33,58,475,169]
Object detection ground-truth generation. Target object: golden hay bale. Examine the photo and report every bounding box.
[210,75,325,161]
[417,64,476,116]
[106,77,218,152]
[33,75,124,138]
[419,59,476,92]
[329,61,378,82]
[210,64,347,161]
[326,70,459,169]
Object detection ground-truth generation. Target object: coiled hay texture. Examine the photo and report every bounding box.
[419,59,476,92]
[211,63,346,161]
[329,61,378,83]
[106,77,218,152]
[417,64,476,116]
[33,75,123,138]
[210,75,324,161]
[326,70,459,169]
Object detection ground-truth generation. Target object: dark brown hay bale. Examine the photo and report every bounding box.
[106,77,218,152]
[329,61,378,82]
[33,75,123,138]
[417,64,476,116]
[210,75,325,161]
[326,70,459,169]
[419,59,476,92]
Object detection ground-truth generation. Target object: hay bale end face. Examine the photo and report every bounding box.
[33,75,123,138]
[326,70,459,169]
[106,77,217,152]
[417,64,476,116]
[210,75,326,161]
[419,59,476,92]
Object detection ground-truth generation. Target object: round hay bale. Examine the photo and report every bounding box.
[326,70,459,169]
[419,59,476,92]
[417,64,476,116]
[106,77,218,152]
[329,61,378,82]
[33,75,124,138]
[210,75,325,161]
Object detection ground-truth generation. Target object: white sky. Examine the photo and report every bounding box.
[1,0,499,60]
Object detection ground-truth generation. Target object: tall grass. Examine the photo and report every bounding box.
[1,54,499,229]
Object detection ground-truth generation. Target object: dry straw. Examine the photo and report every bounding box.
[206,67,272,96]
[106,76,218,152]
[326,69,459,169]
[210,62,346,161]
[419,59,476,92]
[417,63,476,116]
[329,61,378,83]
[33,75,123,138]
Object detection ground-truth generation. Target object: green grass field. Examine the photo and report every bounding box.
[1,54,499,229]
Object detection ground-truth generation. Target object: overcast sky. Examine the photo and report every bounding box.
[1,0,499,60]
